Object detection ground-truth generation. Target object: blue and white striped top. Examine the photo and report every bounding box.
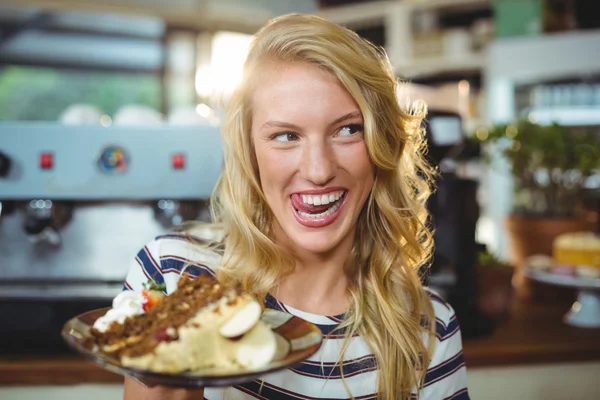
[122,233,470,399]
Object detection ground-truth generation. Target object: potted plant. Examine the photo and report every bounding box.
[476,120,600,297]
[476,250,514,320]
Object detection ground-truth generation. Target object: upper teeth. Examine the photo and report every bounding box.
[301,191,344,206]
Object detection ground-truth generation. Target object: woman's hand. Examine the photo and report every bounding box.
[124,376,204,400]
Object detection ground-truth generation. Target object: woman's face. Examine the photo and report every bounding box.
[251,62,374,256]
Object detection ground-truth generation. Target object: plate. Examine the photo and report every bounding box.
[524,267,600,290]
[61,307,323,388]
[524,266,600,328]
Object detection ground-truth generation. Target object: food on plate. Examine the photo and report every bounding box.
[575,266,600,280]
[90,275,277,373]
[553,231,600,270]
[524,232,600,280]
[525,254,554,271]
[549,264,576,277]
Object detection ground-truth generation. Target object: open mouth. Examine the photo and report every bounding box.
[290,190,347,227]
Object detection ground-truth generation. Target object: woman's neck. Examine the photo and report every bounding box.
[272,227,354,316]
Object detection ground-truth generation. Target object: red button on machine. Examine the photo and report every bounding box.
[172,153,185,169]
[40,152,53,169]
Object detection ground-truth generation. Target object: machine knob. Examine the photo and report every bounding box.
[0,151,11,178]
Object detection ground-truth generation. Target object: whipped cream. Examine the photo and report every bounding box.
[93,291,145,332]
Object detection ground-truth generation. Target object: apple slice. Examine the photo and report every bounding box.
[219,300,262,338]
[235,322,277,368]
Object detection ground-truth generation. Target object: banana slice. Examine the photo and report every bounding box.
[219,300,262,338]
[235,322,277,368]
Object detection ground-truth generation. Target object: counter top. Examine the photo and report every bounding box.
[2,299,600,385]
[463,299,600,367]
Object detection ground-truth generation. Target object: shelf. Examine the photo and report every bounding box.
[405,0,491,12]
[318,1,389,27]
[396,52,487,79]
[526,106,600,126]
[488,30,600,83]
[319,0,492,28]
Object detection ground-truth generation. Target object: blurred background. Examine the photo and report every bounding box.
[0,0,599,399]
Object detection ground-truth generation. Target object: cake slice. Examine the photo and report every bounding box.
[90,275,277,373]
[553,231,600,271]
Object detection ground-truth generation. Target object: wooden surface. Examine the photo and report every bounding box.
[1,299,600,385]
[0,355,122,385]
[463,299,600,367]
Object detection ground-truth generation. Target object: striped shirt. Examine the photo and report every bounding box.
[123,233,470,399]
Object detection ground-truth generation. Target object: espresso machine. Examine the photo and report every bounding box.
[0,122,223,353]
[423,110,494,338]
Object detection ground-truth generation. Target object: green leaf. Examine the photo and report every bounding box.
[473,119,600,217]
[143,281,167,292]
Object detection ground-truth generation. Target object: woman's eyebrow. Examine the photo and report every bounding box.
[261,120,301,130]
[330,111,362,126]
[261,111,362,131]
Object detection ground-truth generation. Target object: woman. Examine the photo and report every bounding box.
[124,14,469,400]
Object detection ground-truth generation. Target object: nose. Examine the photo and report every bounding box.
[299,138,336,186]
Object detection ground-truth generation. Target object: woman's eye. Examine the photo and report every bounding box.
[338,124,364,136]
[273,132,299,142]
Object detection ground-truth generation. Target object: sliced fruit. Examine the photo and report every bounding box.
[219,300,262,338]
[142,282,166,311]
[235,322,277,368]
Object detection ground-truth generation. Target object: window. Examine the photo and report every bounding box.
[0,66,161,121]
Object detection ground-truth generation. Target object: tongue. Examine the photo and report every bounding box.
[291,194,335,213]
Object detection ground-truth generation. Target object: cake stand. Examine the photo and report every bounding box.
[524,267,600,328]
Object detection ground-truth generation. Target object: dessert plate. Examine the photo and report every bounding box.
[524,267,600,290]
[524,266,600,328]
[62,307,323,388]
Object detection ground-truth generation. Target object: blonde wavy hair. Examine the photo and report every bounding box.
[201,13,437,400]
